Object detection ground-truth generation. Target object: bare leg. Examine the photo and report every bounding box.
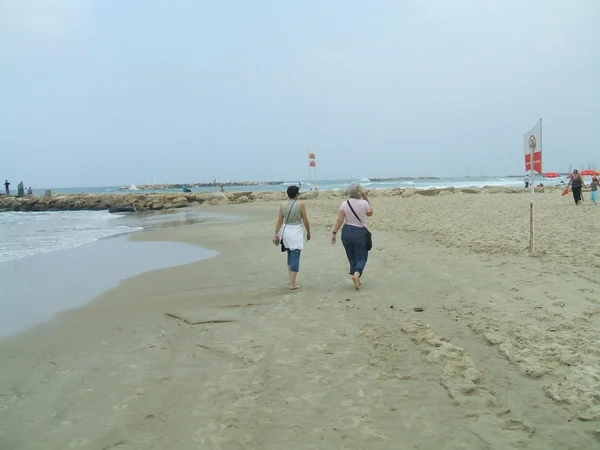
[352,271,360,290]
[289,271,300,290]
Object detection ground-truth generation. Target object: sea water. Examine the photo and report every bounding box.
[25,175,566,197]
[0,209,230,338]
[0,210,142,263]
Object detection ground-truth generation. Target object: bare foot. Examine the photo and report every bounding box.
[352,274,360,290]
[290,285,301,291]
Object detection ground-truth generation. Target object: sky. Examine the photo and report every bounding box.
[1,0,599,187]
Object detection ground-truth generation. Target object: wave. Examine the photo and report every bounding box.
[0,211,142,263]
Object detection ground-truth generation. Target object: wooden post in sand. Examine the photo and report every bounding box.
[529,166,534,253]
[525,118,542,254]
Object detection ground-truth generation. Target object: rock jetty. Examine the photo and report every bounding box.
[369,177,440,182]
[0,185,557,212]
[119,181,284,190]
[0,192,252,212]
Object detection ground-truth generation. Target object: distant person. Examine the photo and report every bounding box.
[331,183,373,290]
[272,185,311,290]
[219,184,225,193]
[4,180,10,195]
[27,186,33,195]
[591,176,599,205]
[524,174,530,188]
[566,169,586,205]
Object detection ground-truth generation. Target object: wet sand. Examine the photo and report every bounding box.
[1,192,600,449]
[0,235,217,339]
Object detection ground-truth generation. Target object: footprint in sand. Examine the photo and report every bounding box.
[68,438,89,448]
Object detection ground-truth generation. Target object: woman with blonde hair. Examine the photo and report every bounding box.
[273,185,311,290]
[331,183,373,290]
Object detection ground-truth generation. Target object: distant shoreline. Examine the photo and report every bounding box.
[120,181,286,190]
[118,177,443,190]
[369,176,440,182]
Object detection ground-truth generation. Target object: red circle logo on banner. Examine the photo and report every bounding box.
[529,135,537,151]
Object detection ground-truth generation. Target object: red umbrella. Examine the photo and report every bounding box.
[580,169,597,176]
[544,172,560,178]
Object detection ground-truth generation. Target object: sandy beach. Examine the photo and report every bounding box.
[1,189,600,449]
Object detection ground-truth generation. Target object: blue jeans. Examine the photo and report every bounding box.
[592,191,598,204]
[341,224,369,275]
[287,249,301,272]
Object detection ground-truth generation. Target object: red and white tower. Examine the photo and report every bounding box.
[308,152,317,190]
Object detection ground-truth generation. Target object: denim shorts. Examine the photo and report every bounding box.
[287,249,301,272]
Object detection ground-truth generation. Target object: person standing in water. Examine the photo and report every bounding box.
[4,180,10,195]
[566,169,586,205]
[273,185,311,290]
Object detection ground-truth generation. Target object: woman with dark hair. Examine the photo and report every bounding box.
[273,185,311,290]
[331,183,373,290]
[566,169,586,205]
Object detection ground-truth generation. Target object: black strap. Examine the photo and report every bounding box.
[346,200,369,232]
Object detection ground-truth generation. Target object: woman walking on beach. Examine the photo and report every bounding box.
[273,185,311,290]
[567,169,586,205]
[331,183,373,290]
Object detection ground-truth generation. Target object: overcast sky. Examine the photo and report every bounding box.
[1,0,598,187]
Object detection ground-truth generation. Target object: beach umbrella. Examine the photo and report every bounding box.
[580,169,597,176]
[544,172,560,178]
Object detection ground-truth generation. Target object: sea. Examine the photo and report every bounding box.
[1,175,567,264]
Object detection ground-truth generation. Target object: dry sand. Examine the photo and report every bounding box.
[1,189,600,449]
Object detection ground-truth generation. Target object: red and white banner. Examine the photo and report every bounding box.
[524,119,542,174]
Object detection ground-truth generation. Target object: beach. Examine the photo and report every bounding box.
[1,189,600,449]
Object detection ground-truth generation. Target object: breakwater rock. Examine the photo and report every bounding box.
[119,181,284,190]
[0,185,558,212]
[369,176,440,182]
[0,192,257,212]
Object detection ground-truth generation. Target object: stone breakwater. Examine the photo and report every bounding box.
[0,192,249,212]
[119,181,284,190]
[369,176,440,182]
[0,185,558,212]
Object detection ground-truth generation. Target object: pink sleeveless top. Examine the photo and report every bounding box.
[341,199,370,227]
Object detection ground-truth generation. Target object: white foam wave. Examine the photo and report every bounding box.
[0,211,142,263]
